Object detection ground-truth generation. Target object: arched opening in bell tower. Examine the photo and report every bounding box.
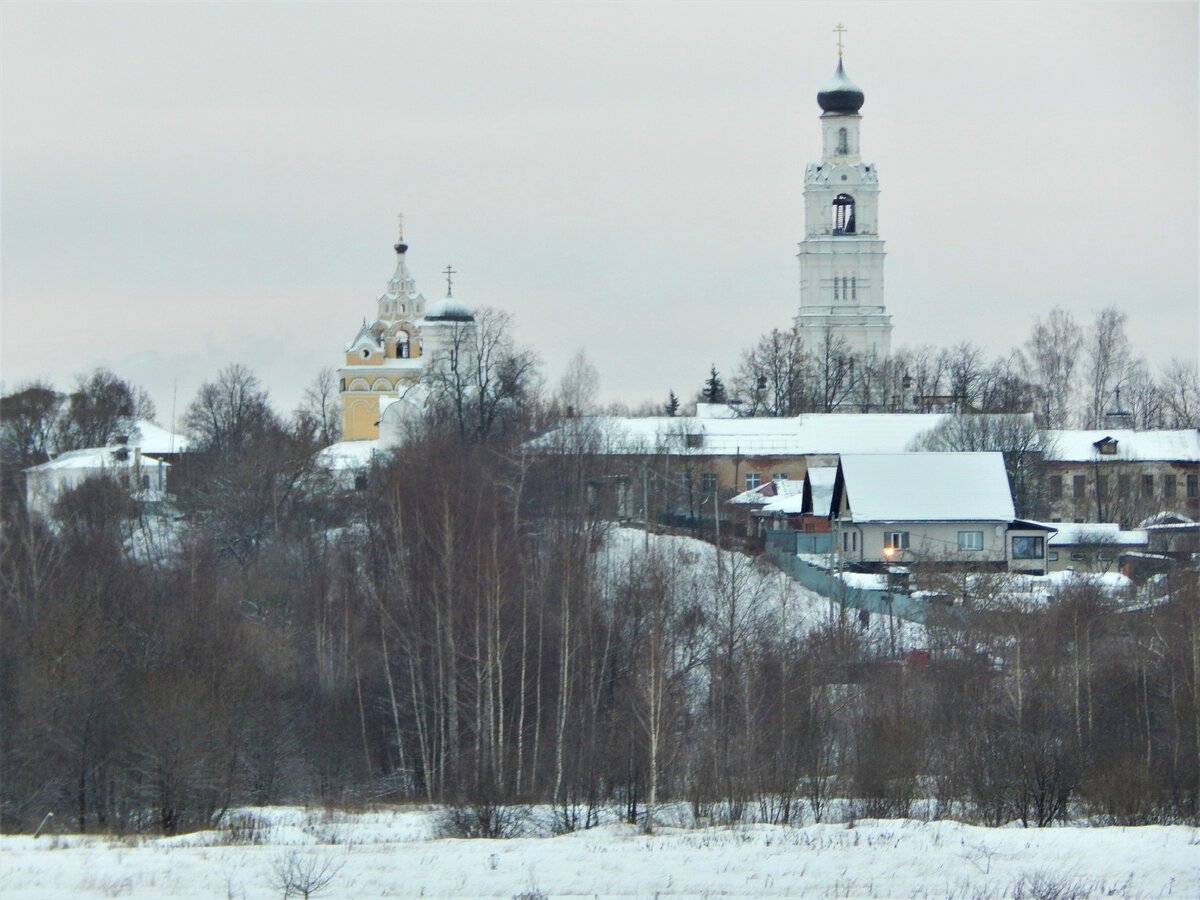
[837,127,848,155]
[832,193,856,234]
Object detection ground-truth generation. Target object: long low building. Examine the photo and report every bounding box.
[530,406,1035,495]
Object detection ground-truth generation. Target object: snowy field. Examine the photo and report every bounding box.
[2,806,1198,900]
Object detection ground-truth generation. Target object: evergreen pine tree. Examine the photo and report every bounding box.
[664,390,680,417]
[702,365,726,404]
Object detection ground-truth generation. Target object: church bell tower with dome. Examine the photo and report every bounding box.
[338,219,474,441]
[794,31,893,360]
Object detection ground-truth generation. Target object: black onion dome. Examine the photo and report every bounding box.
[817,59,864,114]
[394,241,409,254]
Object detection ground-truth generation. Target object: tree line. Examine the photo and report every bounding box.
[692,306,1199,429]
[1,307,1198,835]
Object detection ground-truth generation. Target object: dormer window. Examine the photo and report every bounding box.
[833,193,855,234]
[1094,437,1119,455]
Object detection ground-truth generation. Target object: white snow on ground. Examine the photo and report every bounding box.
[1,806,1196,899]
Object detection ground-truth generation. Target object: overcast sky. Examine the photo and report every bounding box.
[2,1,1196,424]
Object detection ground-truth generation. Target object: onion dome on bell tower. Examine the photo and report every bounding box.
[817,58,865,115]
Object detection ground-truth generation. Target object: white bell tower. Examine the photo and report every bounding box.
[794,31,892,360]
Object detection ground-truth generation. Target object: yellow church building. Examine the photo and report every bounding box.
[338,226,474,441]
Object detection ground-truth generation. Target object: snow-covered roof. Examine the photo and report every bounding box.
[837,452,1015,523]
[1042,429,1200,462]
[316,440,385,472]
[1140,511,1196,528]
[695,403,739,419]
[530,413,963,457]
[25,447,169,473]
[1040,522,1149,547]
[131,419,190,454]
[806,466,837,517]
[729,478,804,505]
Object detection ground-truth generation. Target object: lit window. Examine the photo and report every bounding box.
[958,531,984,551]
[1012,536,1044,559]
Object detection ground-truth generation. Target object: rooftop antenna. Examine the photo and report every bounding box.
[833,23,847,58]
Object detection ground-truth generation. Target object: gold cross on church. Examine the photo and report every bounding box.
[396,212,405,240]
[834,23,847,58]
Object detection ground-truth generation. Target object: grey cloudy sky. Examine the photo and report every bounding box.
[2,1,1196,422]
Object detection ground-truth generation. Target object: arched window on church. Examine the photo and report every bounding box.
[837,127,848,155]
[397,332,410,358]
[832,193,855,234]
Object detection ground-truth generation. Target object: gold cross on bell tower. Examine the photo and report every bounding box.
[396,212,405,241]
[833,24,847,58]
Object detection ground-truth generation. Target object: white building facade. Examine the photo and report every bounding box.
[794,56,893,359]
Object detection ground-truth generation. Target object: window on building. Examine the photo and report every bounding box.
[701,473,718,494]
[833,277,839,300]
[1097,551,1115,562]
[354,474,368,492]
[1096,474,1107,498]
[1164,474,1177,499]
[1049,475,1062,499]
[1048,551,1059,562]
[837,127,848,154]
[958,531,984,551]
[851,276,857,299]
[1118,474,1131,497]
[1012,536,1045,559]
[885,531,909,551]
[1070,551,1086,562]
[397,334,410,358]
[1142,474,1155,497]
[849,531,858,552]
[772,473,788,481]
[1188,473,1199,498]
[832,193,856,234]
[745,473,762,491]
[1073,475,1086,498]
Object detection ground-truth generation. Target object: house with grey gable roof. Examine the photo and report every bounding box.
[831,452,1055,574]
